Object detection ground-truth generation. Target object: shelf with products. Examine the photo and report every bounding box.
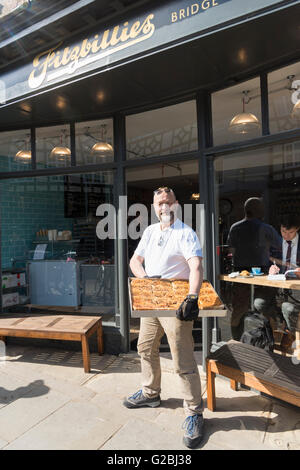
[2,269,28,308]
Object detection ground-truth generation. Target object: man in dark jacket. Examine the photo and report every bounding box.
[227,197,281,340]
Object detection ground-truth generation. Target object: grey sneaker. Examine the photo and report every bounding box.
[182,414,204,449]
[123,389,161,409]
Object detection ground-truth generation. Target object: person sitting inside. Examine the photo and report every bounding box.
[264,214,300,333]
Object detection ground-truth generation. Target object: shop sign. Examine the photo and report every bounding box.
[1,0,287,104]
[0,0,29,19]
[28,13,156,90]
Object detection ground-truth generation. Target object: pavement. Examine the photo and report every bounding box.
[0,341,299,451]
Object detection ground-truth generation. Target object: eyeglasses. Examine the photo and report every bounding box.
[153,187,174,196]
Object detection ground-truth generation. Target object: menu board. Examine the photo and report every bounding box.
[64,175,113,218]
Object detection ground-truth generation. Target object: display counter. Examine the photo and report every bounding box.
[27,260,115,309]
[28,260,82,307]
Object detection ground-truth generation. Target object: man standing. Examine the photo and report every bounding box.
[123,187,204,449]
[227,197,281,339]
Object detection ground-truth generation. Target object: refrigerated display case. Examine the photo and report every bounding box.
[28,260,82,307]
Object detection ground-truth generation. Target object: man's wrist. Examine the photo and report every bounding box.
[187,294,198,300]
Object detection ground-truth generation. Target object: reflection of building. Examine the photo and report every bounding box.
[0,1,300,358]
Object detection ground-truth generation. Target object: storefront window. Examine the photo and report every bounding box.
[212,77,261,146]
[0,171,116,323]
[36,124,71,169]
[0,129,32,172]
[268,61,300,134]
[214,143,300,342]
[75,118,114,165]
[126,101,198,160]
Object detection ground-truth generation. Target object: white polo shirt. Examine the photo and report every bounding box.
[134,218,202,279]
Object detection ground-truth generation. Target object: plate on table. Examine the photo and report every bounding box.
[238,274,254,278]
[253,273,264,276]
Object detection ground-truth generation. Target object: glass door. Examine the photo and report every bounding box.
[126,159,203,351]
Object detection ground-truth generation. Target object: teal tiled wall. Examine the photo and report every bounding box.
[1,176,73,268]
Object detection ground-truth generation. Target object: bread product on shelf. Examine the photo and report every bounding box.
[129,278,223,311]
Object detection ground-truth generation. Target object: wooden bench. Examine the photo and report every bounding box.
[0,314,103,373]
[206,341,300,410]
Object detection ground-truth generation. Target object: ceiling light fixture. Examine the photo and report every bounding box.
[90,124,113,158]
[229,90,261,134]
[14,134,31,163]
[292,100,300,120]
[15,149,31,161]
[288,75,300,120]
[49,129,71,162]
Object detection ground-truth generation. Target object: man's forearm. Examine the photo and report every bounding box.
[188,258,203,295]
[130,256,147,278]
[189,270,203,295]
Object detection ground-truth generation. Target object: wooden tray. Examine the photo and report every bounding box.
[128,277,227,318]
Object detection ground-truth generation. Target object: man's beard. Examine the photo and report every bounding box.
[160,213,174,225]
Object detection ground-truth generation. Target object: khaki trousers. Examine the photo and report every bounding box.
[137,316,203,416]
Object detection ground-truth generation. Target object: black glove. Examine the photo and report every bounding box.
[176,294,199,321]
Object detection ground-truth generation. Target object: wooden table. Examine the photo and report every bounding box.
[220,274,300,360]
[220,274,300,290]
[0,314,103,373]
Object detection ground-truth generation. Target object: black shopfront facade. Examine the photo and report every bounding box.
[1,0,300,362]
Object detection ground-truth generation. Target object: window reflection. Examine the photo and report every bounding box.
[268,61,300,134]
[0,129,32,171]
[126,101,198,159]
[212,77,261,146]
[75,119,114,165]
[36,124,71,169]
[214,143,300,344]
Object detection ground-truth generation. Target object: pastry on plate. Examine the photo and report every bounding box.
[240,270,251,277]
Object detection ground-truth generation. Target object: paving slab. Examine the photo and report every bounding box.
[265,401,300,450]
[4,400,121,450]
[2,363,96,402]
[0,386,68,443]
[90,370,183,425]
[201,415,274,450]
[3,346,115,385]
[101,418,187,450]
[0,438,8,449]
[0,371,45,408]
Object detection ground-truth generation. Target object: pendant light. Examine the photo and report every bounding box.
[14,134,31,163]
[49,129,71,162]
[292,100,300,120]
[282,74,300,120]
[290,76,300,120]
[229,90,260,134]
[90,124,113,158]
